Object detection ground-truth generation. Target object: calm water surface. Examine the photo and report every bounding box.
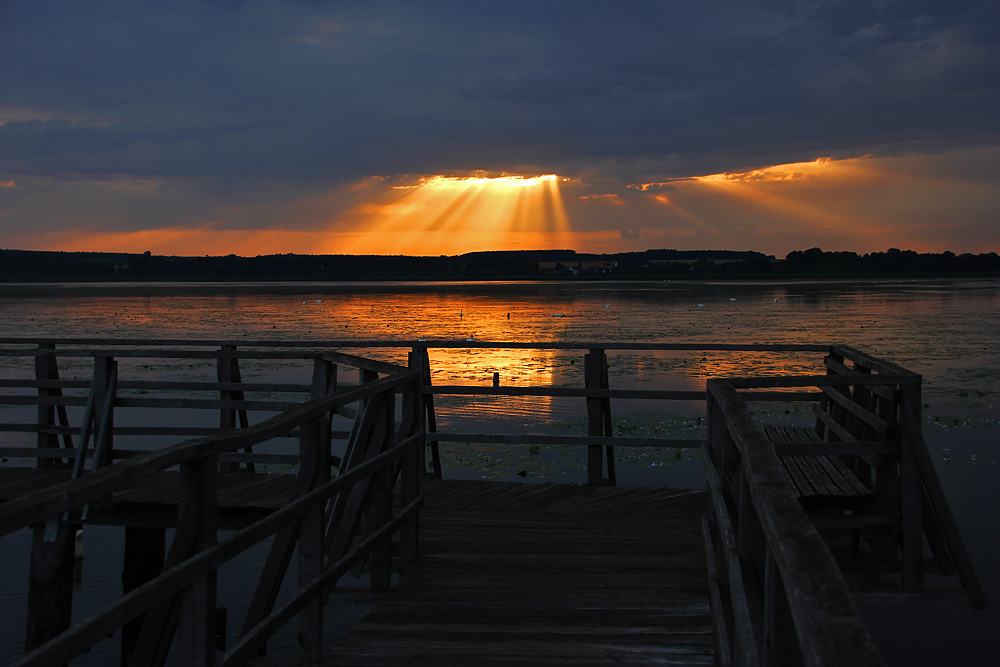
[0,279,997,665]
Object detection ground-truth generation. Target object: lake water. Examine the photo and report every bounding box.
[1,279,997,665]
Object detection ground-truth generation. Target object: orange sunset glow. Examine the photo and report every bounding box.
[5,150,998,258]
[329,173,574,256]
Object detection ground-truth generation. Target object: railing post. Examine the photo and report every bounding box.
[92,355,118,470]
[219,344,254,472]
[706,387,724,469]
[367,390,395,593]
[899,380,924,592]
[400,357,424,566]
[218,345,238,472]
[297,415,327,664]
[175,454,219,667]
[413,345,441,478]
[34,343,60,465]
[584,349,612,485]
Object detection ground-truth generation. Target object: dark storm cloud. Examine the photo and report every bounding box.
[1,0,998,189]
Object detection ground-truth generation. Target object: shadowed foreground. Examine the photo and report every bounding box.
[324,480,711,666]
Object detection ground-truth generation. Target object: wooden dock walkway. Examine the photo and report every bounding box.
[0,339,987,666]
[326,480,712,666]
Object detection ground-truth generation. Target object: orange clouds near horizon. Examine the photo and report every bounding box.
[4,148,998,258]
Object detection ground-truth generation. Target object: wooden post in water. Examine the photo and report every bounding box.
[121,527,166,667]
[25,522,78,652]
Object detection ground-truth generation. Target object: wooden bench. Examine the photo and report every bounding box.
[763,424,872,507]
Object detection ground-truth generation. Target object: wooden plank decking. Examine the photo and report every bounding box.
[324,480,712,666]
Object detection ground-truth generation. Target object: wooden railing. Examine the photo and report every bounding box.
[704,343,987,666]
[704,378,886,667]
[0,338,987,666]
[1,338,828,486]
[0,356,424,666]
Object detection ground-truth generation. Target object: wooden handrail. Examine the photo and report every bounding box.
[705,379,886,667]
[0,336,832,352]
[13,433,424,667]
[0,370,419,537]
[5,351,425,666]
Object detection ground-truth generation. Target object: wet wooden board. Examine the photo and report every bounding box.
[323,481,712,666]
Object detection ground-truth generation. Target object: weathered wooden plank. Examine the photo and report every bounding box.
[822,357,898,401]
[328,483,712,667]
[820,385,889,435]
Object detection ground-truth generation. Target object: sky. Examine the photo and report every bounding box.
[1,0,998,258]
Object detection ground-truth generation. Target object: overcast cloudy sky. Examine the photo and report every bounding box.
[1,0,998,257]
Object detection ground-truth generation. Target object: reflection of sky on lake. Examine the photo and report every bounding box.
[2,280,999,665]
[3,278,997,484]
[2,279,998,425]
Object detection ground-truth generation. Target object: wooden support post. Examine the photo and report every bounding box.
[240,365,333,654]
[121,527,166,667]
[414,346,442,478]
[584,349,610,485]
[176,455,218,667]
[35,344,61,466]
[218,345,254,472]
[899,382,924,592]
[324,395,385,560]
[297,415,328,664]
[763,550,799,666]
[706,390,724,469]
[600,352,616,485]
[25,522,78,653]
[92,355,118,470]
[399,359,423,567]
[367,391,395,593]
[816,350,844,440]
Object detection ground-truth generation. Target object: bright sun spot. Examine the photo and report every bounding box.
[332,173,572,255]
[415,174,558,190]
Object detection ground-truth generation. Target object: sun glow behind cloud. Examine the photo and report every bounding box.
[4,149,997,257]
[328,173,573,255]
[614,155,964,252]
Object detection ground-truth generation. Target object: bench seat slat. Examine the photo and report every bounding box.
[765,424,873,503]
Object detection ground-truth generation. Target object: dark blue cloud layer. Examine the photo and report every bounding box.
[1,0,998,188]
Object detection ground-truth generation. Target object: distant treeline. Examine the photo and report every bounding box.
[1,247,998,282]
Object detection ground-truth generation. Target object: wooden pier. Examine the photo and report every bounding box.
[0,339,987,666]
[327,480,711,666]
